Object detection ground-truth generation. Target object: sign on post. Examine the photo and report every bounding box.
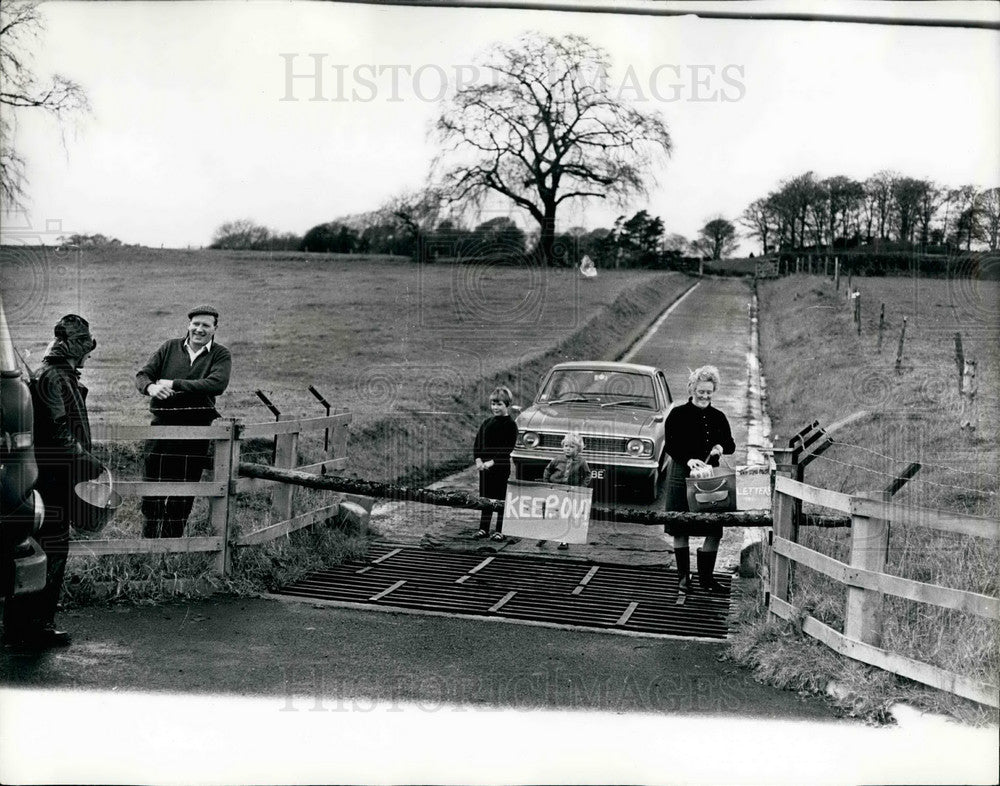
[736,465,772,511]
[502,479,592,544]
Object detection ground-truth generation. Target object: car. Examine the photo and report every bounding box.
[511,361,674,502]
[0,294,47,599]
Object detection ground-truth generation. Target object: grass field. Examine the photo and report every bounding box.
[732,272,999,723]
[3,246,683,429]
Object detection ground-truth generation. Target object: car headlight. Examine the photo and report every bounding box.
[521,431,540,449]
[625,438,653,457]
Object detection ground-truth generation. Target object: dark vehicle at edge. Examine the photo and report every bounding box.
[0,294,47,598]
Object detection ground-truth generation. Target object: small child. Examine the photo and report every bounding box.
[542,431,592,550]
[473,386,519,541]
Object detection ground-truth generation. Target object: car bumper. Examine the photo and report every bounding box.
[512,449,659,484]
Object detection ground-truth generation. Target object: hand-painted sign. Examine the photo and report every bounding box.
[736,464,772,511]
[502,479,592,544]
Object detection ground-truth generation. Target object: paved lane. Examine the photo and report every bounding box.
[623,277,751,467]
[372,277,758,567]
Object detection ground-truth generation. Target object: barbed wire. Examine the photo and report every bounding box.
[832,438,998,481]
[812,453,997,497]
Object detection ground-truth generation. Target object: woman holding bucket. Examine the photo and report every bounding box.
[663,365,735,598]
[3,315,103,651]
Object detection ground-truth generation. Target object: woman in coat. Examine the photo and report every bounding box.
[663,365,735,597]
[3,315,102,650]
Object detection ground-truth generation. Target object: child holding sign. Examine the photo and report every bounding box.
[473,386,519,541]
[542,432,592,550]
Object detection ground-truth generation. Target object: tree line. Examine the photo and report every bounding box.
[740,171,999,255]
[209,207,743,269]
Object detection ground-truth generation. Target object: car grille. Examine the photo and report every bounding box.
[538,433,629,454]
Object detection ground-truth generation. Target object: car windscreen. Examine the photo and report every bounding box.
[537,369,657,409]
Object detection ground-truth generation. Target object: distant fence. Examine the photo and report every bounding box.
[70,413,354,576]
[767,464,999,708]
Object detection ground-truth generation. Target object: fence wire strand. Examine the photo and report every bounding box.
[832,438,998,481]
[812,453,997,497]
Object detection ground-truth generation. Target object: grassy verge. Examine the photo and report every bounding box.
[0,246,692,600]
[726,273,999,724]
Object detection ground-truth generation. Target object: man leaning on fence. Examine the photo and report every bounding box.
[136,305,231,538]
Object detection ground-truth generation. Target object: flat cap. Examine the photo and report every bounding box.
[187,305,219,320]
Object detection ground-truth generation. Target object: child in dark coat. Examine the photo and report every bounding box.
[473,386,518,541]
[542,432,592,550]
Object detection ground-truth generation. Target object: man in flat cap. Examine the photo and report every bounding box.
[136,306,231,538]
[3,315,101,649]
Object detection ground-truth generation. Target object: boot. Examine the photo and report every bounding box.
[674,546,691,598]
[697,548,725,593]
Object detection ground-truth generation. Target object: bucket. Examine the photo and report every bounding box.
[686,467,737,513]
[72,467,123,533]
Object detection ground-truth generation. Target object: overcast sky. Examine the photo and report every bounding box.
[5,0,1000,251]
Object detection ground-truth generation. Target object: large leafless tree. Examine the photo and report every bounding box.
[0,0,89,210]
[694,217,738,260]
[431,33,672,265]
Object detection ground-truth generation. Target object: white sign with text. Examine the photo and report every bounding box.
[502,479,592,544]
[736,465,772,511]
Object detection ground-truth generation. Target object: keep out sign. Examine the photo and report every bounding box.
[503,479,592,544]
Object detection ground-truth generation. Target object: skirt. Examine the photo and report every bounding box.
[479,463,511,500]
[662,458,723,539]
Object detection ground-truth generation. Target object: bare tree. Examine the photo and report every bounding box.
[767,172,823,251]
[977,187,1000,251]
[915,181,945,247]
[431,33,672,265]
[863,170,898,242]
[822,175,864,247]
[946,185,980,250]
[0,0,90,210]
[739,196,777,255]
[694,217,738,260]
[210,219,272,249]
[890,177,929,244]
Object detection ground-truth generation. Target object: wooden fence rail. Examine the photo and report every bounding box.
[768,473,1000,708]
[72,413,353,576]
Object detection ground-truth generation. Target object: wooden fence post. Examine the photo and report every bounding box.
[210,418,238,577]
[769,447,798,611]
[895,316,908,374]
[960,359,978,430]
[845,492,890,646]
[834,257,840,290]
[854,291,861,335]
[954,332,965,395]
[877,303,885,352]
[271,429,299,525]
[824,257,829,276]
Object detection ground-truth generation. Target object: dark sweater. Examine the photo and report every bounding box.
[664,399,735,469]
[135,338,231,424]
[473,415,518,467]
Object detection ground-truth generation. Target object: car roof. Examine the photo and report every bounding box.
[548,361,658,375]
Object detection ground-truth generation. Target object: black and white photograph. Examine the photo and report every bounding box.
[1,1,998,783]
